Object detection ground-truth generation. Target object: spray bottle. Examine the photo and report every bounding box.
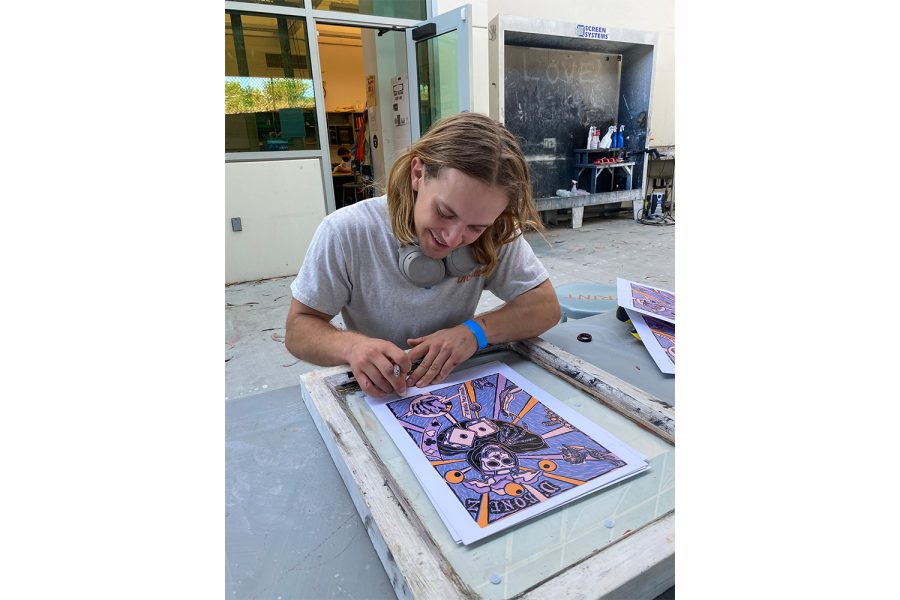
[599,126,615,149]
[586,126,596,149]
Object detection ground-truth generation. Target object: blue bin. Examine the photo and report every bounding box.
[555,282,617,321]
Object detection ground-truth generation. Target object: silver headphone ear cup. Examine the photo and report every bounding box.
[399,246,446,287]
[443,246,478,277]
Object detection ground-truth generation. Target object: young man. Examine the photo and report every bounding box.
[286,113,560,397]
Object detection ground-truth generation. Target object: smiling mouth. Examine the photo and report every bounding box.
[430,230,450,249]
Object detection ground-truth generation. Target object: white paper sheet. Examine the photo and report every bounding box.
[366,361,648,545]
[626,308,675,374]
[616,277,675,324]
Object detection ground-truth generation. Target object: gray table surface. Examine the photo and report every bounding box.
[225,314,673,599]
[226,387,395,599]
[538,311,674,404]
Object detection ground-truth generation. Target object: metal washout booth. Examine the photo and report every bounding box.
[489,16,658,227]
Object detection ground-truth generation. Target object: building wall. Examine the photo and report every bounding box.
[225,0,674,283]
[441,0,675,146]
[319,38,366,112]
[225,159,326,283]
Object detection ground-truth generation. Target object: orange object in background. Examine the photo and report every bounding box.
[354,112,367,161]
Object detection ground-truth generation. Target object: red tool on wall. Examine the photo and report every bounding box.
[354,112,367,162]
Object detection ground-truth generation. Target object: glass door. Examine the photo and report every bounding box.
[406,5,473,140]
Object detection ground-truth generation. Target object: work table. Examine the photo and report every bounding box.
[226,312,673,598]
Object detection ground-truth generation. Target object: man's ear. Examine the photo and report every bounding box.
[410,156,424,192]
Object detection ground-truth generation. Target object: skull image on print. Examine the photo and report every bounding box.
[477,444,517,477]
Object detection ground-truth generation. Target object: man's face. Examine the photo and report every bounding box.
[410,156,508,260]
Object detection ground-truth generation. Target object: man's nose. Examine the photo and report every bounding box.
[445,222,466,247]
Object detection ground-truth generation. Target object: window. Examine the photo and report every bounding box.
[415,30,459,134]
[311,0,424,20]
[225,12,319,152]
[234,0,305,8]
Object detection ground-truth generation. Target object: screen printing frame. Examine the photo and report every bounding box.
[300,337,674,599]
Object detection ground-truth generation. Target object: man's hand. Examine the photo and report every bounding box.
[347,338,412,398]
[401,280,559,389]
[286,299,411,398]
[406,324,479,388]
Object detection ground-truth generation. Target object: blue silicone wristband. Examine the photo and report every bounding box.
[463,319,488,350]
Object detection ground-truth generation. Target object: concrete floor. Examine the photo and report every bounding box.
[225,209,674,401]
[225,208,675,599]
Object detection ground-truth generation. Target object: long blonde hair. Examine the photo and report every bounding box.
[386,112,542,277]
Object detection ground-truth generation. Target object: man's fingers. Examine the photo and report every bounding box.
[382,351,410,395]
[389,366,407,395]
[358,374,384,398]
[408,355,434,386]
[407,341,428,362]
[387,349,412,378]
[437,355,461,383]
[361,366,393,396]
[414,349,452,387]
[367,353,409,394]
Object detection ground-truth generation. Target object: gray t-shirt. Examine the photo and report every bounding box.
[290,195,549,348]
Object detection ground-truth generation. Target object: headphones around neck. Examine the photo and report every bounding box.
[398,244,479,287]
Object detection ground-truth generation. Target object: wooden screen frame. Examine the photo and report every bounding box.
[300,337,675,599]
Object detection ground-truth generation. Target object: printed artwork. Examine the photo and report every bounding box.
[644,315,675,365]
[386,374,627,527]
[616,277,676,374]
[627,310,675,374]
[616,278,675,324]
[629,282,675,321]
[646,315,675,364]
[369,362,648,543]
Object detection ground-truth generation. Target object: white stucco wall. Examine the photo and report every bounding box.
[225,159,327,283]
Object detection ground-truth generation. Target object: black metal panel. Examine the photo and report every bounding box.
[504,45,620,199]
[411,22,436,41]
[618,44,654,191]
[229,13,250,77]
[277,18,295,78]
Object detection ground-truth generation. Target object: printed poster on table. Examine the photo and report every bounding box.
[367,361,648,544]
[616,277,675,324]
[627,309,675,374]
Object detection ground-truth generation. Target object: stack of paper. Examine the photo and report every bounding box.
[367,361,648,545]
[616,278,675,374]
